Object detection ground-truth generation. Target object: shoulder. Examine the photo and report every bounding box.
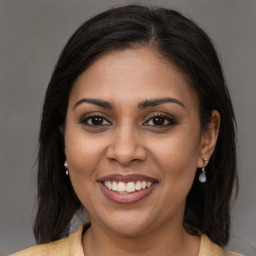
[9,225,85,256]
[9,237,69,256]
[199,234,244,256]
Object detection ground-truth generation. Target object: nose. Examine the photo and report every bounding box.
[106,126,147,166]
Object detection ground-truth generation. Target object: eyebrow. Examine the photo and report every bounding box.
[138,97,186,109]
[73,98,114,110]
[72,97,186,111]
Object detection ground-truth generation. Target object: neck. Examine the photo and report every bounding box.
[82,218,200,256]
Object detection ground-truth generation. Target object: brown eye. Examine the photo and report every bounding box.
[144,114,178,127]
[152,116,165,125]
[81,115,111,126]
[90,116,104,125]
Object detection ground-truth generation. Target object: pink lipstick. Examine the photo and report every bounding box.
[97,174,158,204]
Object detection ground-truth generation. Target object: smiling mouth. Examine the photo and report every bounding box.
[97,174,158,203]
[102,180,156,194]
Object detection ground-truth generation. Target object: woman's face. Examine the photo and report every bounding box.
[64,47,209,236]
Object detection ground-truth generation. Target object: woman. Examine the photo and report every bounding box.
[11,4,243,256]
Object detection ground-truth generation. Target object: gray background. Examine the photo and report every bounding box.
[0,0,255,255]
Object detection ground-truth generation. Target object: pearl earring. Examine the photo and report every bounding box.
[64,159,69,176]
[199,158,207,183]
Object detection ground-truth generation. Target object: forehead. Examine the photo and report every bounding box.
[69,47,198,110]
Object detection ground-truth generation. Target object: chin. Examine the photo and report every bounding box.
[96,209,157,237]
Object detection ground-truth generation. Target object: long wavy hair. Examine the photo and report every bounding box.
[34,4,238,247]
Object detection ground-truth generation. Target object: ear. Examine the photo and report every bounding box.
[198,110,220,168]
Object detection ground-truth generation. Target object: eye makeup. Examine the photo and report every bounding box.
[78,111,181,132]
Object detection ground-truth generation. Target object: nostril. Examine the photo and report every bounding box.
[106,143,147,165]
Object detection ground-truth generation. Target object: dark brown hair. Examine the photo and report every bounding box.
[34,4,238,247]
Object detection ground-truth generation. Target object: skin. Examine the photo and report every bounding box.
[64,47,220,256]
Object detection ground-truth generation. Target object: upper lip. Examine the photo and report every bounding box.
[97,174,158,183]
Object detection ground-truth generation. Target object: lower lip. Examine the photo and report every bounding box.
[99,182,157,204]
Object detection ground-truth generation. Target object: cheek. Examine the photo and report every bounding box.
[64,128,106,209]
[64,123,106,182]
[152,126,200,190]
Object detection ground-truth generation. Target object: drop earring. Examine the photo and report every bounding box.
[199,158,207,183]
[64,159,69,176]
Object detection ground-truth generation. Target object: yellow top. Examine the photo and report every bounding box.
[10,225,244,256]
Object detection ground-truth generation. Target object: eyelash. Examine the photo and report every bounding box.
[79,113,179,128]
[80,114,112,127]
[144,113,178,127]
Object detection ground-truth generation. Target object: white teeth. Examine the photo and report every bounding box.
[126,182,136,192]
[135,181,142,190]
[105,181,111,189]
[147,182,153,188]
[103,180,154,193]
[112,181,118,191]
[117,182,126,192]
